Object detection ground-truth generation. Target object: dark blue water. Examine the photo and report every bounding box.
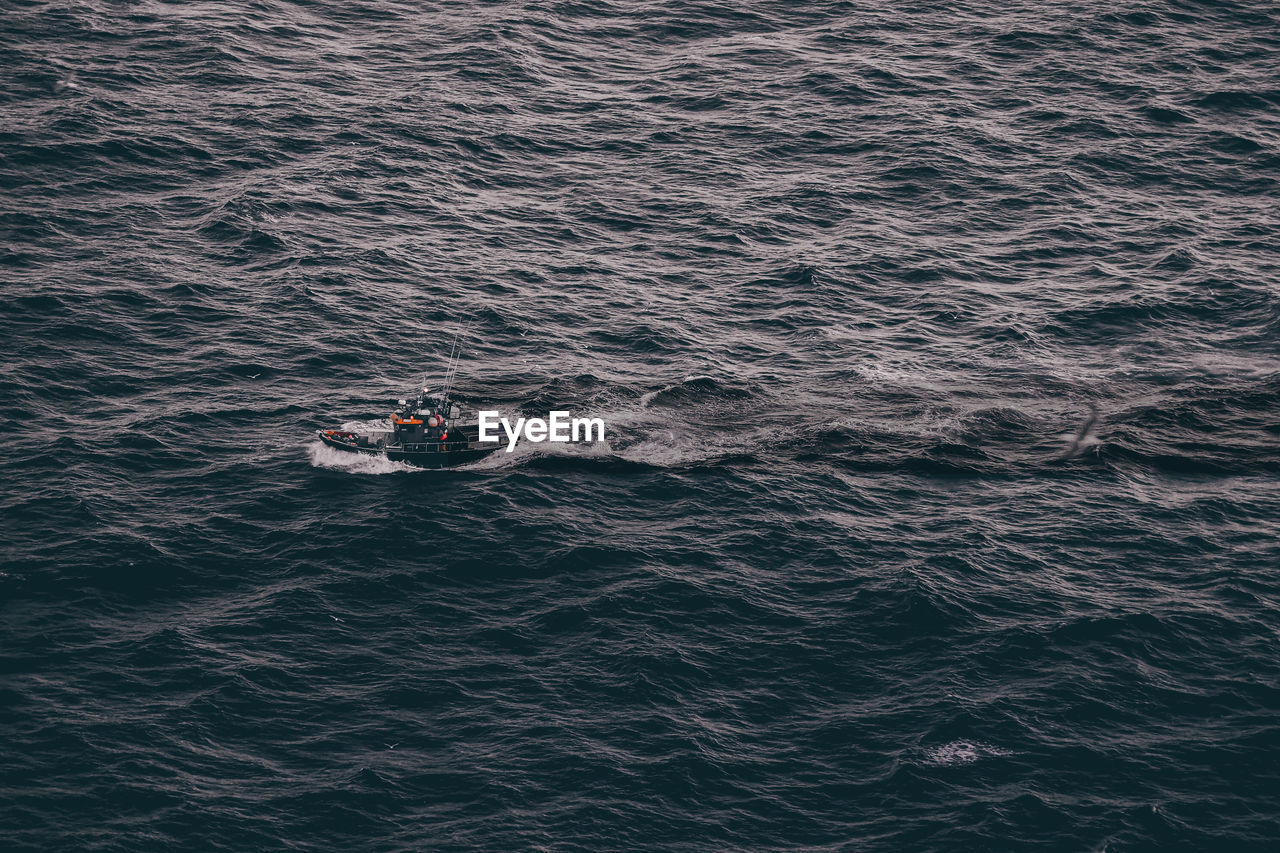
[3,1,1279,849]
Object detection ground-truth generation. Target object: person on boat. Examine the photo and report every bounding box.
[426,409,467,449]
[425,413,446,443]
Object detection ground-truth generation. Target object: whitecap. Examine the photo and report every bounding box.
[920,740,1012,766]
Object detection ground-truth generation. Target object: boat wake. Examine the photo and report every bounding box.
[460,436,615,470]
[305,441,420,475]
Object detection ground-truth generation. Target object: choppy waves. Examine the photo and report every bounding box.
[3,0,1280,850]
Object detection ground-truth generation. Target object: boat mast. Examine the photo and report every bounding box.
[439,319,469,408]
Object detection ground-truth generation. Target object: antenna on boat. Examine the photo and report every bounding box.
[440,319,470,405]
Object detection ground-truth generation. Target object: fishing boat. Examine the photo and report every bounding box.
[317,387,501,469]
[316,326,501,469]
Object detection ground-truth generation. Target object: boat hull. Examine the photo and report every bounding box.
[317,430,502,469]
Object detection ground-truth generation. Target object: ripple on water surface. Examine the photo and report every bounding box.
[2,0,1280,850]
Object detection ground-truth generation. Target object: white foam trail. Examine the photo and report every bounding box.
[920,740,1012,766]
[462,436,614,470]
[305,441,420,475]
[619,438,694,466]
[615,427,752,466]
[333,393,768,473]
